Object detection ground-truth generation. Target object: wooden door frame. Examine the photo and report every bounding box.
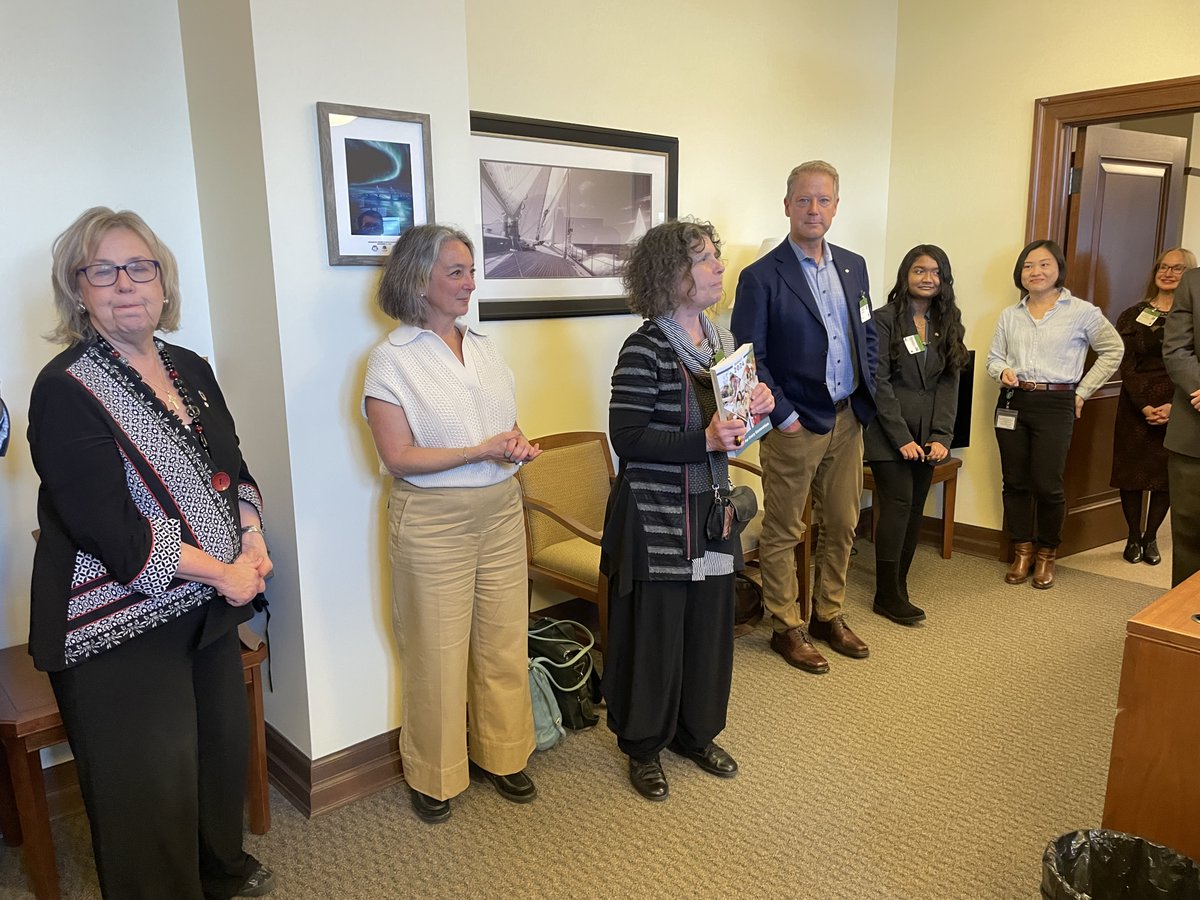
[1026,74,1200,242]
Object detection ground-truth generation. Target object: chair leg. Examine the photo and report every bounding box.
[0,745,23,846]
[244,664,270,835]
[4,741,60,900]
[596,572,609,659]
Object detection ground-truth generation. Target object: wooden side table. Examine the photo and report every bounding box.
[1102,575,1200,861]
[862,456,962,559]
[0,642,270,900]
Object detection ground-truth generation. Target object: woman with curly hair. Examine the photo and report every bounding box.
[600,219,774,802]
[864,244,968,624]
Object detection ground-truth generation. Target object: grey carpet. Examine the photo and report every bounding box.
[0,542,1160,899]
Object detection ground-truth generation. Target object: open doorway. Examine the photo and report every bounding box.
[1025,75,1200,556]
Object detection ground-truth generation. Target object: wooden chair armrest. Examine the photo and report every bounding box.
[729,457,763,478]
[522,496,602,544]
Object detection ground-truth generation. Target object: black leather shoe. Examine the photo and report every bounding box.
[410,789,451,824]
[667,740,738,778]
[629,755,669,801]
[236,865,276,897]
[1142,538,1162,566]
[472,763,538,803]
[1122,538,1142,563]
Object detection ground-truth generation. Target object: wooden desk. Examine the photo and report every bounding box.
[1102,574,1200,861]
[862,456,962,559]
[0,642,270,900]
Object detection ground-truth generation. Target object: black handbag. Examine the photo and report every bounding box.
[527,618,600,730]
[705,455,758,541]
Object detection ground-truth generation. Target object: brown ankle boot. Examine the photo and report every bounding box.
[1032,546,1057,589]
[1005,541,1035,584]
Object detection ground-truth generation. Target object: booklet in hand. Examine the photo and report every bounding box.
[710,343,772,457]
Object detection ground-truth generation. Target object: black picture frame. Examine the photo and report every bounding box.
[469,112,679,321]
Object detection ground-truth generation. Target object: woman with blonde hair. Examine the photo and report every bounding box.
[1111,247,1197,565]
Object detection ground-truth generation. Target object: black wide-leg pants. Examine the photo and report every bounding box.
[49,607,258,900]
[994,389,1076,547]
[601,575,735,760]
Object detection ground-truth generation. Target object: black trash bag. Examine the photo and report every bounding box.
[1041,829,1200,900]
[527,618,600,730]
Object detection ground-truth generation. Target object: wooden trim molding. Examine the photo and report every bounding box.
[1027,75,1200,242]
[266,723,404,819]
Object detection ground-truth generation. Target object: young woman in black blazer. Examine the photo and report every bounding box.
[863,245,968,623]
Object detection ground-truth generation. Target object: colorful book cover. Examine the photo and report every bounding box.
[711,343,772,457]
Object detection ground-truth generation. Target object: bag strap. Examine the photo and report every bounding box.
[529,654,593,693]
[528,619,595,692]
[528,619,594,655]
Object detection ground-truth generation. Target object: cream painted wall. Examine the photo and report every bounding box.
[885,0,1200,532]
[466,0,899,605]
[243,0,479,758]
[0,1,215,650]
[467,0,900,422]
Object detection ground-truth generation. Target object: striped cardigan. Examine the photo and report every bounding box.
[605,319,734,581]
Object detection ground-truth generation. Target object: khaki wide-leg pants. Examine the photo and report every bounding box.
[758,407,865,628]
[388,477,534,801]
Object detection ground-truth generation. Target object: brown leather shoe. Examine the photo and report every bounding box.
[809,615,869,659]
[769,627,829,674]
[1032,546,1056,589]
[1005,541,1035,584]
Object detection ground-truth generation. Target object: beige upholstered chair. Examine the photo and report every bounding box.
[517,434,812,652]
[517,432,615,652]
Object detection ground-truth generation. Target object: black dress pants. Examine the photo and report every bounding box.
[49,606,258,900]
[867,459,935,563]
[994,389,1075,547]
[602,575,735,760]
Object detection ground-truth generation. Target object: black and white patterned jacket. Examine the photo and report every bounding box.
[28,338,262,671]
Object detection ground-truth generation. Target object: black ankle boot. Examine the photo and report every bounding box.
[872,560,926,625]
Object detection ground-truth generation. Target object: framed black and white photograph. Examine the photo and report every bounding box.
[316,102,434,266]
[470,112,678,320]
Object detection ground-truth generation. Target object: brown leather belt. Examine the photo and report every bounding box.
[1018,381,1075,392]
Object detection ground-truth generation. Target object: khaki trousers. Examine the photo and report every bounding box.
[759,407,865,629]
[388,477,534,801]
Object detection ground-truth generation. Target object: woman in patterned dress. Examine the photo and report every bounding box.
[1110,247,1196,565]
[28,207,275,898]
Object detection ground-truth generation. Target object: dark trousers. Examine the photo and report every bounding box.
[994,390,1075,547]
[49,608,258,900]
[1169,451,1200,587]
[867,459,935,563]
[601,575,735,760]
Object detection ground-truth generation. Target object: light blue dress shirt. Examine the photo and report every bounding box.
[789,237,857,403]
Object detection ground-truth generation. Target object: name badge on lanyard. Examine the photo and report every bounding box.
[995,388,1018,430]
[1135,307,1164,327]
[904,333,926,355]
[859,293,871,323]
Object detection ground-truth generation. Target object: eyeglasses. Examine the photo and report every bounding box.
[1157,263,1189,275]
[77,260,161,287]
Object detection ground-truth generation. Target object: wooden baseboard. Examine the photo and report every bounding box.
[857,509,1006,562]
[266,723,404,819]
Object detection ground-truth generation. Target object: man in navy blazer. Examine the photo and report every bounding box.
[732,160,877,673]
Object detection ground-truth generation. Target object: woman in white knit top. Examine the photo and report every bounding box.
[363,225,541,824]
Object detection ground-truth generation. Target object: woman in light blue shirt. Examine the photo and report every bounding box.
[986,239,1122,589]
